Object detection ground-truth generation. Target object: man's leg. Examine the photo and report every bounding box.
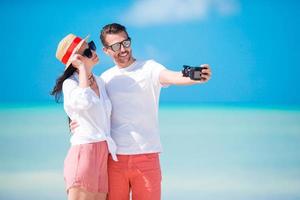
[107,155,130,200]
[130,153,162,200]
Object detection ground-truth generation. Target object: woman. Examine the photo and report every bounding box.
[51,33,117,200]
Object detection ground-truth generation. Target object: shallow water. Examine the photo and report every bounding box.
[0,104,299,200]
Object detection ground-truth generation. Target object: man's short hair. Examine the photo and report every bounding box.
[100,23,129,46]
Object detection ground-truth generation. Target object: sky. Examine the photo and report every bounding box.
[0,0,299,106]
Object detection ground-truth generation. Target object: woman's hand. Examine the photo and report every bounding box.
[69,54,86,71]
[69,54,91,88]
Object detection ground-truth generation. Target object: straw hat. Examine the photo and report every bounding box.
[56,33,89,69]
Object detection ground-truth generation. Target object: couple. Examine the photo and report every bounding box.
[51,23,212,200]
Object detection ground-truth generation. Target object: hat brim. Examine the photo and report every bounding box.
[65,35,90,70]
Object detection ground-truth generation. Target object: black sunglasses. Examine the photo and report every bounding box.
[82,41,96,58]
[107,37,131,52]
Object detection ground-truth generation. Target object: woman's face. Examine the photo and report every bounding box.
[77,41,99,68]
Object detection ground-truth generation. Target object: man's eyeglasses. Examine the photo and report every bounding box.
[107,37,131,52]
[82,41,96,58]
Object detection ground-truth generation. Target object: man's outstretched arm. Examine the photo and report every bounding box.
[159,64,212,86]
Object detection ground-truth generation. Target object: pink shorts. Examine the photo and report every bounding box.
[63,141,108,193]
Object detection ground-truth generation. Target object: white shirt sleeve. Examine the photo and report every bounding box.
[62,79,95,110]
[149,59,169,88]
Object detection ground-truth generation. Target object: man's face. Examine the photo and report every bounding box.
[103,31,134,68]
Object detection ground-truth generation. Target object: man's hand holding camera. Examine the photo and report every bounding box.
[159,64,211,85]
[182,64,211,83]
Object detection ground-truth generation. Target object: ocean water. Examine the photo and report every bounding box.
[0,104,300,200]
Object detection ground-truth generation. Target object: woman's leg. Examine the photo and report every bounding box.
[65,142,109,200]
[94,192,107,200]
[68,187,107,200]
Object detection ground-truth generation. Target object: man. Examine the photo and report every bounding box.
[73,23,211,200]
[100,23,211,200]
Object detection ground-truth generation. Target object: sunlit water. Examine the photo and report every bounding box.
[1,104,300,200]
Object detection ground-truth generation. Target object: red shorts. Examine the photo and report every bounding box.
[108,153,162,200]
[64,141,108,193]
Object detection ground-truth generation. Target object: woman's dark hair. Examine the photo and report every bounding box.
[50,64,76,103]
[100,23,129,46]
[51,64,77,128]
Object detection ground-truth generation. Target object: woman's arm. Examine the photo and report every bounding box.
[63,54,94,110]
[71,54,90,88]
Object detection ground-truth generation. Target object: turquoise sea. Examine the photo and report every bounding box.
[0,104,300,200]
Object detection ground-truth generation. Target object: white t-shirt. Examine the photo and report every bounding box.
[101,59,167,155]
[63,73,117,161]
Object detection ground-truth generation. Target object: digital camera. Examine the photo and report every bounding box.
[182,65,205,80]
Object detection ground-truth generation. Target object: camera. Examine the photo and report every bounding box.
[182,65,205,80]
